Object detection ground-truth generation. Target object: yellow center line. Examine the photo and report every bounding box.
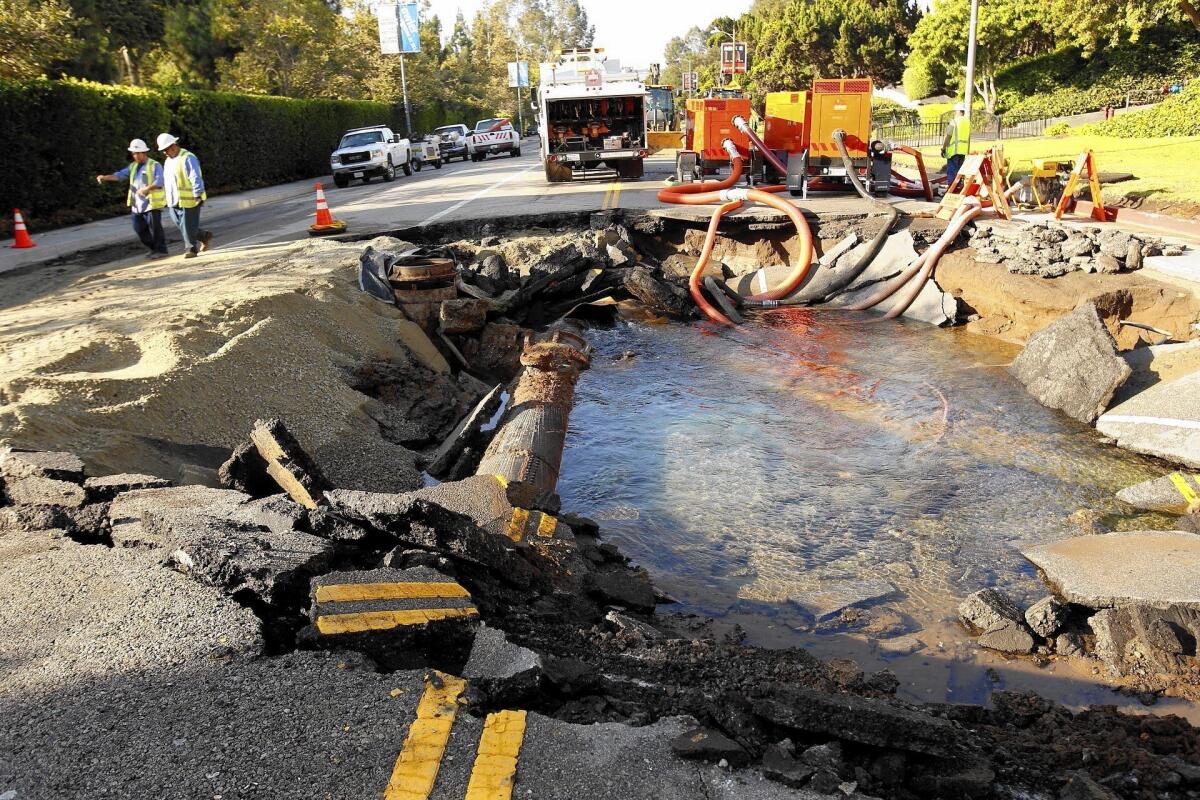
[384,672,468,800]
[536,513,557,538]
[316,582,470,603]
[315,606,478,635]
[505,507,530,542]
[464,710,528,800]
[1169,472,1200,505]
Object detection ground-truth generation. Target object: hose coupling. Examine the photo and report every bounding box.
[721,138,741,161]
[719,187,750,203]
[832,128,846,142]
[731,115,750,133]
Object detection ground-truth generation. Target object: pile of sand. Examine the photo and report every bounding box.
[0,236,449,491]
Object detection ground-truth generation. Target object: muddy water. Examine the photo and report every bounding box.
[557,308,1197,718]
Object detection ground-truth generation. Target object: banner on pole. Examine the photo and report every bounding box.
[398,1,420,53]
[376,3,400,54]
[720,42,748,75]
[507,61,530,88]
[681,71,699,91]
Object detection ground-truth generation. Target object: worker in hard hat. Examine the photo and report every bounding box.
[157,133,213,259]
[941,103,971,185]
[95,139,169,260]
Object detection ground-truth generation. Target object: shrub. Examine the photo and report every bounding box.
[903,59,937,101]
[1043,121,1073,136]
[0,78,402,231]
[1084,81,1200,137]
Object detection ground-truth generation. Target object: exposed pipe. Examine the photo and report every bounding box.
[689,198,744,325]
[732,115,788,177]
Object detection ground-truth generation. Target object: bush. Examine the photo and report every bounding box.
[903,60,937,101]
[1084,81,1200,137]
[1043,121,1073,136]
[0,78,402,231]
[995,24,1200,123]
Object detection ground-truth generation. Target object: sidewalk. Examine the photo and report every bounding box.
[0,177,317,276]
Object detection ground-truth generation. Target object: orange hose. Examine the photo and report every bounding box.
[689,200,744,325]
[744,189,814,301]
[890,146,933,201]
[657,157,745,203]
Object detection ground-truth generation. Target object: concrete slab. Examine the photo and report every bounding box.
[1023,530,1200,610]
[1116,471,1200,514]
[1097,368,1200,467]
[788,579,896,621]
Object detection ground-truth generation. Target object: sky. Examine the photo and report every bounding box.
[424,0,755,71]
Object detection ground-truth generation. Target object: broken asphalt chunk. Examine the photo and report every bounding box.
[248,418,330,509]
[0,449,85,482]
[108,485,251,548]
[83,473,172,503]
[753,687,962,757]
[3,476,86,508]
[670,727,750,767]
[302,566,478,671]
[959,588,1035,654]
[158,508,335,610]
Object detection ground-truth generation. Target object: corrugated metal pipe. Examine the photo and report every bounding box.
[475,326,592,494]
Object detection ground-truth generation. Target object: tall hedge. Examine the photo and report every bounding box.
[0,79,401,232]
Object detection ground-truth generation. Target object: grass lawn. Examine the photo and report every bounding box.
[894,134,1200,208]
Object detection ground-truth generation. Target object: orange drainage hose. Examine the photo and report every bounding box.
[689,199,744,325]
[889,146,933,201]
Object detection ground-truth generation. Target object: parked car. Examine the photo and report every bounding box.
[524,125,538,137]
[467,118,521,161]
[434,124,470,162]
[410,135,443,171]
[330,125,411,187]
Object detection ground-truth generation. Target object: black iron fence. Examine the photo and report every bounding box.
[875,114,1048,149]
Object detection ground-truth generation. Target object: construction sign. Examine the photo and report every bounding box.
[720,43,748,75]
[681,71,699,91]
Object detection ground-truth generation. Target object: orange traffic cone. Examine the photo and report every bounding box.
[9,208,35,248]
[308,183,346,236]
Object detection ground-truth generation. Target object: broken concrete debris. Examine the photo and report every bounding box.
[1010,301,1131,423]
[958,588,1036,654]
[221,418,331,509]
[969,220,1175,278]
[0,449,86,481]
[670,726,751,766]
[1117,472,1200,515]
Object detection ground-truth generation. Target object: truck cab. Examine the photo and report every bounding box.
[329,125,411,187]
[539,48,648,183]
[434,124,471,162]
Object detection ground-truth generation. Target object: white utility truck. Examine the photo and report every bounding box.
[329,125,411,187]
[467,118,521,161]
[539,49,648,183]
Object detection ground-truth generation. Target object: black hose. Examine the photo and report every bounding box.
[702,277,745,324]
[738,129,901,308]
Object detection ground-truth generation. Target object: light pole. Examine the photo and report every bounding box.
[963,0,979,129]
[514,45,525,134]
[711,27,734,89]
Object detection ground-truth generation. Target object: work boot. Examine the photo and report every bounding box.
[199,231,214,252]
[147,252,168,261]
[184,250,198,259]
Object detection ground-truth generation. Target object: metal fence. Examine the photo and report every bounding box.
[875,114,1048,149]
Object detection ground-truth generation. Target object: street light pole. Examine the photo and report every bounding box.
[399,53,413,136]
[711,27,734,89]
[963,0,979,128]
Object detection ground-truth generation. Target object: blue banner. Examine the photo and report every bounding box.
[398,2,421,53]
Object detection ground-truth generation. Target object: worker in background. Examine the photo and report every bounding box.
[941,103,971,185]
[157,133,213,259]
[95,139,168,260]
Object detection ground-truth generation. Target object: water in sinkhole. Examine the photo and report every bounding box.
[556,307,1196,718]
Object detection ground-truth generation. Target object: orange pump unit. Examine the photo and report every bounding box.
[808,78,872,162]
[763,91,810,153]
[688,97,750,163]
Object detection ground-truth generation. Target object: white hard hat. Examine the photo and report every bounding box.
[128,138,149,153]
[954,103,965,112]
[156,132,179,150]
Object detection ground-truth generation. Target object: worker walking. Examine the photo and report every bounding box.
[95,139,168,260]
[941,103,971,185]
[157,133,213,259]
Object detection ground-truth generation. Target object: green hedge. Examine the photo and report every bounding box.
[0,79,402,232]
[1085,81,1200,137]
[995,25,1200,124]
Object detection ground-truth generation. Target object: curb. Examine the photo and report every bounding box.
[1076,201,1200,238]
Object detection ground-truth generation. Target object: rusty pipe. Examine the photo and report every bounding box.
[475,326,591,494]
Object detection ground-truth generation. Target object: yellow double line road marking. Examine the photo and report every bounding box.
[316,582,470,603]
[1169,472,1200,506]
[504,507,560,542]
[385,676,528,800]
[313,579,477,636]
[316,606,478,635]
[600,179,622,210]
[384,673,467,800]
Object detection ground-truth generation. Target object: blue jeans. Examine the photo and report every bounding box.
[132,209,167,254]
[168,205,208,253]
[945,154,966,185]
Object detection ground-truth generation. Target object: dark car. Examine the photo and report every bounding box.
[434,123,470,162]
[524,125,538,137]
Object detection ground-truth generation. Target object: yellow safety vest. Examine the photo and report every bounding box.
[173,149,208,209]
[128,159,166,210]
[947,116,971,157]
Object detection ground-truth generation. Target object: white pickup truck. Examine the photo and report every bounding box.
[330,125,412,187]
[467,118,521,161]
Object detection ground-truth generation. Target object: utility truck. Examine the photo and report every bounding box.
[539,48,648,183]
[329,125,411,187]
[467,118,521,161]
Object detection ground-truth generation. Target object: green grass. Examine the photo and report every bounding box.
[894,133,1200,206]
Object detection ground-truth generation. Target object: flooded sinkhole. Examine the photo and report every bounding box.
[556,307,1191,715]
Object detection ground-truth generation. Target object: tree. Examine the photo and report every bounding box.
[662,25,712,88]
[902,58,936,100]
[0,0,80,79]
[92,0,167,84]
[214,0,340,97]
[906,0,1056,110]
[1048,0,1199,53]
